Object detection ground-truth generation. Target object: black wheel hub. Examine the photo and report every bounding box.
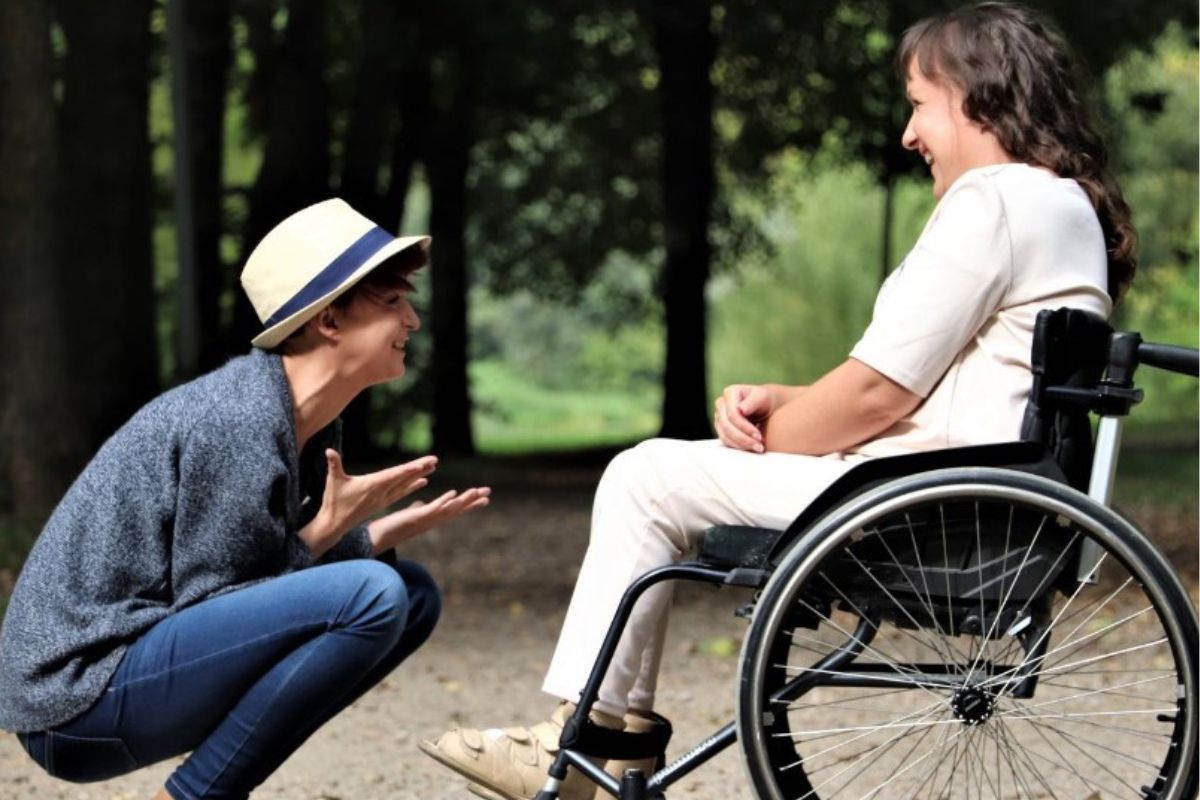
[951,687,995,726]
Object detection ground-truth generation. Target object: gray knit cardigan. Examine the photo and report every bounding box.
[0,349,373,732]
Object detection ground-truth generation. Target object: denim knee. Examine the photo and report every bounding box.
[393,559,441,645]
[333,560,410,648]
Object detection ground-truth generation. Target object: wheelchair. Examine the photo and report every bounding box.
[536,308,1200,800]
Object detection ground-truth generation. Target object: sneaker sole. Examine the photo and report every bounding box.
[467,783,510,800]
[418,740,528,800]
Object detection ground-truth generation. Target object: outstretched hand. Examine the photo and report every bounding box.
[368,485,492,552]
[299,451,438,557]
[321,450,437,533]
[713,384,771,453]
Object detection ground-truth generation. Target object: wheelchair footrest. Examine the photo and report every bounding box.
[698,525,786,570]
[560,712,673,760]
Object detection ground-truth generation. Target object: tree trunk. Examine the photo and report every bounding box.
[179,0,232,376]
[337,0,410,460]
[652,0,715,440]
[379,65,426,228]
[57,0,159,449]
[0,0,89,519]
[339,0,404,225]
[231,0,331,350]
[426,81,476,456]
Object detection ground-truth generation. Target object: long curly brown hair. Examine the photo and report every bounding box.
[899,2,1136,301]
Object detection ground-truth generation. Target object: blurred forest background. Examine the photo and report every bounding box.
[0,0,1196,590]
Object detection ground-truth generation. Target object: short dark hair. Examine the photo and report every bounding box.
[275,242,428,352]
[330,242,428,309]
[899,2,1136,301]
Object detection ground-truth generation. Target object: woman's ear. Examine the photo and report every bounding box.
[313,306,340,341]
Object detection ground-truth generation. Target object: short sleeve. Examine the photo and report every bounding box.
[851,173,1013,397]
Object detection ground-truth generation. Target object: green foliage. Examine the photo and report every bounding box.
[471,254,663,393]
[470,360,659,453]
[709,155,934,390]
[1105,24,1199,425]
[1115,445,1200,507]
[402,252,666,453]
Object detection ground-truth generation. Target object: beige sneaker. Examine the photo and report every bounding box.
[420,703,613,800]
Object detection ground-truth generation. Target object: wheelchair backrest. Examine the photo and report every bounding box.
[1019,307,1113,491]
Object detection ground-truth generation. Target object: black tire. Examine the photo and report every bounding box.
[737,468,1198,800]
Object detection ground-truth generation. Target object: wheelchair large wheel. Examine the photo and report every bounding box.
[737,468,1198,800]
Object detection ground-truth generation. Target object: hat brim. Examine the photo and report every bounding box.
[251,235,431,350]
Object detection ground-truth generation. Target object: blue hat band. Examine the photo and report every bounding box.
[263,226,396,329]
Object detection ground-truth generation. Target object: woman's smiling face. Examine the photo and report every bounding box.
[335,286,421,387]
[901,63,1011,199]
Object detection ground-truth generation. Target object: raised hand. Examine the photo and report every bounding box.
[368,485,492,551]
[300,451,437,555]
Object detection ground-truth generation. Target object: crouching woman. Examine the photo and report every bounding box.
[0,199,490,800]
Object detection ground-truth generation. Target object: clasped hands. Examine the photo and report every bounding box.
[714,383,808,453]
[713,384,774,453]
[301,450,491,558]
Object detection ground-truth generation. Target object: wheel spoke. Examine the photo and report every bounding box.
[778,700,945,775]
[1003,710,1170,771]
[963,511,1050,687]
[981,585,1152,696]
[1003,637,1171,687]
[990,718,1064,798]
[995,672,1174,718]
[1014,713,1147,795]
[835,551,969,673]
[781,595,953,701]
[862,517,971,669]
[809,713,971,800]
[898,721,957,800]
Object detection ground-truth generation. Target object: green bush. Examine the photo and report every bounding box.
[1105,24,1199,427]
[709,156,934,392]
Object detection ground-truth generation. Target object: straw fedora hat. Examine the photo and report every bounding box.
[241,198,430,349]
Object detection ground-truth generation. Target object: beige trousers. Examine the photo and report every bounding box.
[541,438,857,717]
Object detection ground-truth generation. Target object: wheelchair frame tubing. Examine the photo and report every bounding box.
[556,563,740,799]
[568,564,731,725]
[1077,414,1124,582]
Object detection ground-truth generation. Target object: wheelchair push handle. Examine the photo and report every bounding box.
[1138,341,1199,377]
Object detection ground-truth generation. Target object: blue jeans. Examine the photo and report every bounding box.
[18,557,440,799]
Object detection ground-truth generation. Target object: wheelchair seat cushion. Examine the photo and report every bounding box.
[697,525,787,570]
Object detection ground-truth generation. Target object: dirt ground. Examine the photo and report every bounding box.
[2,453,1196,799]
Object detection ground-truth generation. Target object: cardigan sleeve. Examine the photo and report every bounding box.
[320,525,375,562]
[170,415,306,607]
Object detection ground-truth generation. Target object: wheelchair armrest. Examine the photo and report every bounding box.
[697,525,786,570]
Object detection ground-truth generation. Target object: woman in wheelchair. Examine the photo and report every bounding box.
[420,4,1199,800]
[0,200,490,799]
